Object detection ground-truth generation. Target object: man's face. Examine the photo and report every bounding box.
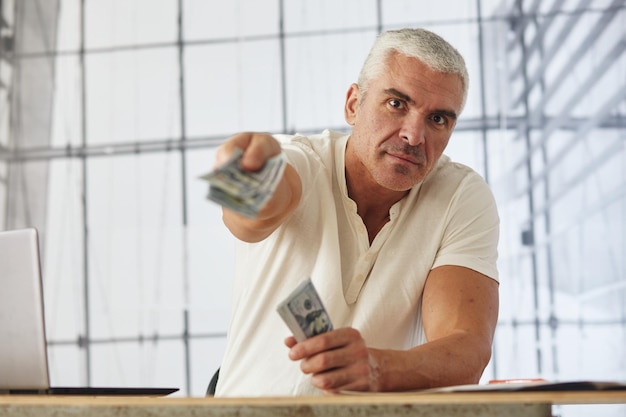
[344,53,464,192]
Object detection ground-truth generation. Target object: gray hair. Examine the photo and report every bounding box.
[357,28,469,111]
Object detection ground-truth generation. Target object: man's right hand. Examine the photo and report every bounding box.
[214,132,282,173]
[216,132,302,243]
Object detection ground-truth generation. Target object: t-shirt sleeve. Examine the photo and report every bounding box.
[431,171,500,282]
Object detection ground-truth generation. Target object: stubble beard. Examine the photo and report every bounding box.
[374,145,427,191]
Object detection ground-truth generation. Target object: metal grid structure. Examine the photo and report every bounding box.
[490,0,626,384]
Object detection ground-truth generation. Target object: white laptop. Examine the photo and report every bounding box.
[0,228,178,396]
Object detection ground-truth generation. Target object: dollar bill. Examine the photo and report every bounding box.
[199,148,286,218]
[277,278,333,342]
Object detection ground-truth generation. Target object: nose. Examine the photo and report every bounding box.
[400,117,426,146]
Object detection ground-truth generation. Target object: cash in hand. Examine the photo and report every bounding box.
[277,278,334,342]
[200,148,286,218]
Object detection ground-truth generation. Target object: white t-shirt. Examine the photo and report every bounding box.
[215,130,499,397]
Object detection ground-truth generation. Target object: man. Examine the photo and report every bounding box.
[213,28,499,396]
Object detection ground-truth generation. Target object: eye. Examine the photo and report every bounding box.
[431,114,447,126]
[388,98,405,110]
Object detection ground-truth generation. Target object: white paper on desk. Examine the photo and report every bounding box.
[419,380,626,393]
[338,380,626,395]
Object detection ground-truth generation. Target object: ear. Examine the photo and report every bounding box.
[344,83,360,126]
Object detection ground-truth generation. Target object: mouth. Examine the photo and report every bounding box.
[386,151,422,166]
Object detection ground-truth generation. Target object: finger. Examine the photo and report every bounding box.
[288,332,336,361]
[299,347,342,375]
[214,132,280,171]
[213,133,251,168]
[284,336,297,349]
[299,339,368,375]
[309,361,372,392]
[289,328,358,361]
[239,133,281,171]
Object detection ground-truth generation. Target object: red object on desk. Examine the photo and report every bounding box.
[489,378,548,384]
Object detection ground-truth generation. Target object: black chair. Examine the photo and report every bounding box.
[206,367,220,396]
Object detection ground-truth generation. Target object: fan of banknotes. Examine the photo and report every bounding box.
[277,279,334,342]
[200,148,286,218]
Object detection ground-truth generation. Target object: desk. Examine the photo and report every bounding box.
[1,391,626,417]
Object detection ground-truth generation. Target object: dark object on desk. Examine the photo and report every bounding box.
[206,368,220,396]
[3,387,179,396]
[515,381,626,392]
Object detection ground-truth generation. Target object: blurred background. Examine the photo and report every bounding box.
[0,0,625,415]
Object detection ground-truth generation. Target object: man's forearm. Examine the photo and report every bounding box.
[370,331,492,392]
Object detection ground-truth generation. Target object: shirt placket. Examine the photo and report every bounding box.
[344,214,394,304]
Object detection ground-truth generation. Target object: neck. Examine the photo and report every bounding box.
[345,162,406,244]
[344,146,407,217]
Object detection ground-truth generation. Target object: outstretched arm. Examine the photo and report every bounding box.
[215,132,302,243]
[285,265,499,392]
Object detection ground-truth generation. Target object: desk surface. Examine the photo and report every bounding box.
[1,391,626,417]
[5,390,626,404]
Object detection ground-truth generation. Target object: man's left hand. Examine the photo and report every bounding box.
[285,327,381,392]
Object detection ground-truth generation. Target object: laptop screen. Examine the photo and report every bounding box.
[0,228,179,396]
[0,228,51,391]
